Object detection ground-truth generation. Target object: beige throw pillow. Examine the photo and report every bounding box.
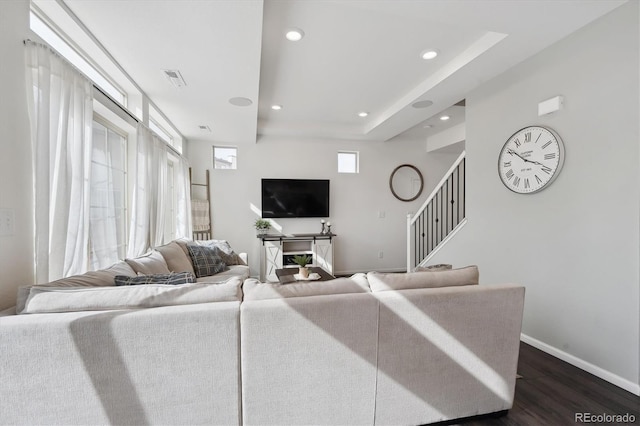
[155,241,195,274]
[125,250,171,275]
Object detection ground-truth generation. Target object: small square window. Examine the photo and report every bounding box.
[338,151,359,173]
[213,146,237,169]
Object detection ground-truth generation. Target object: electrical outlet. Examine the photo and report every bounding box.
[0,209,15,236]
[378,251,384,259]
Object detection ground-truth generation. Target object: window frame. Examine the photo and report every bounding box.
[213,145,238,170]
[88,114,129,269]
[338,151,360,174]
[30,9,127,106]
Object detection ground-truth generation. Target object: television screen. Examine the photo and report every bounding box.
[261,179,330,218]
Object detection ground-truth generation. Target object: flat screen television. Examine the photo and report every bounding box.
[261,179,330,218]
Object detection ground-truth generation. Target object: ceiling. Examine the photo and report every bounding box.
[56,0,625,145]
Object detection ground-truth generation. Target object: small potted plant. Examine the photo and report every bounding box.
[254,219,271,236]
[291,254,313,278]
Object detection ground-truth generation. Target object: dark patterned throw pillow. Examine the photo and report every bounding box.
[186,244,226,278]
[114,272,196,286]
[195,240,246,265]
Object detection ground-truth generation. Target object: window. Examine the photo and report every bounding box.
[213,146,238,169]
[30,11,127,105]
[338,151,359,173]
[89,118,127,270]
[164,160,177,242]
[149,118,172,144]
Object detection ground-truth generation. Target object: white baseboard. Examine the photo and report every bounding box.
[521,333,640,396]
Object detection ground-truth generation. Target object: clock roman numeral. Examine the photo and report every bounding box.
[524,178,530,189]
[524,132,531,143]
[535,133,542,144]
[503,161,511,168]
[514,138,521,148]
[541,165,552,174]
[535,174,542,184]
[544,153,556,160]
[542,141,552,149]
[513,176,521,187]
[506,169,514,180]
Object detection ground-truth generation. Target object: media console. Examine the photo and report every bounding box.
[258,233,335,282]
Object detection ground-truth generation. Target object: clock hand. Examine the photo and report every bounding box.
[508,149,544,165]
[507,149,528,162]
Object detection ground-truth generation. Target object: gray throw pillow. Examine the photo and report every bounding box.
[114,272,196,286]
[195,239,246,265]
[187,244,226,277]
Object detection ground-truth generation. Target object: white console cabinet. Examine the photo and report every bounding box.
[259,233,335,282]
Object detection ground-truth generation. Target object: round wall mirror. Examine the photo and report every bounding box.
[389,164,424,202]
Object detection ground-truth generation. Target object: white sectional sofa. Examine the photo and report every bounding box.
[0,246,525,426]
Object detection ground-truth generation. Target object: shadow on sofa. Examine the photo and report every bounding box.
[240,267,524,425]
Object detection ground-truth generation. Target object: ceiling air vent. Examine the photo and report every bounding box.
[162,69,186,88]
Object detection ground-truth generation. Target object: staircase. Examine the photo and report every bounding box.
[406,151,466,271]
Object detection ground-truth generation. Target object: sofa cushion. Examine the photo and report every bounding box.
[367,266,479,292]
[196,265,251,283]
[173,238,192,258]
[18,277,243,314]
[125,250,171,275]
[15,261,136,313]
[155,241,195,274]
[242,274,370,301]
[195,239,247,266]
[114,272,196,286]
[187,244,226,277]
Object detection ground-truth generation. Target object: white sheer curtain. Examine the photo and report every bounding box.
[127,124,168,257]
[174,156,192,239]
[25,42,94,282]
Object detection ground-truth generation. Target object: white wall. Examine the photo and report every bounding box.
[428,2,640,393]
[0,0,33,310]
[187,134,462,277]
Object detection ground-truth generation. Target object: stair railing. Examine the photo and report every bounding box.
[407,151,466,271]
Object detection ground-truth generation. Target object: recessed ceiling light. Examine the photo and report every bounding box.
[440,115,450,121]
[423,124,433,129]
[412,100,433,109]
[421,49,439,60]
[285,28,305,41]
[198,125,212,132]
[229,97,253,107]
[271,105,282,110]
[358,112,369,117]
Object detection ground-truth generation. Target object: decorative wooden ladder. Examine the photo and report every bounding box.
[406,152,466,271]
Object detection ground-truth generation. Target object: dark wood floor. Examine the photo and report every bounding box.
[450,342,640,425]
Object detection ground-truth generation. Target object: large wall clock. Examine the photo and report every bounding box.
[498,125,565,194]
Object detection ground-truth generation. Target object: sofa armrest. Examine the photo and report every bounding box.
[239,252,248,265]
[373,284,525,425]
[0,302,242,425]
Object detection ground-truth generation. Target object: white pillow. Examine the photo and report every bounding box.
[367,266,479,292]
[19,277,242,314]
[242,274,370,301]
[15,261,136,313]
